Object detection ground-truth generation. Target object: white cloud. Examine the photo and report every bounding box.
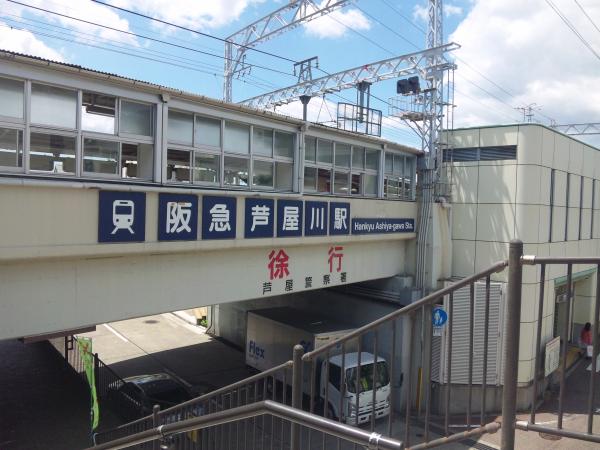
[275,96,339,123]
[414,2,464,21]
[112,0,265,31]
[0,21,64,61]
[6,0,138,46]
[449,0,600,131]
[444,4,463,17]
[303,6,370,39]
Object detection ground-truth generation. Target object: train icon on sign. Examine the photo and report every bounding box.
[111,199,135,234]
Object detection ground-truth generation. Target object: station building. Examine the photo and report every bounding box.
[0,50,599,415]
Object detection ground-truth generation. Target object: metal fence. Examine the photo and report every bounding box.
[93,360,294,448]
[511,248,600,445]
[85,240,600,449]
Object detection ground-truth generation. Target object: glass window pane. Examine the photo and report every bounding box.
[384,177,399,197]
[31,84,77,129]
[0,77,24,119]
[404,157,414,176]
[121,143,153,179]
[253,159,274,188]
[352,147,365,170]
[83,138,119,175]
[167,149,191,182]
[82,92,116,134]
[29,133,76,173]
[334,171,349,194]
[276,161,293,191]
[304,166,317,191]
[335,143,351,168]
[224,155,249,186]
[0,128,23,168]
[366,149,379,170]
[365,174,378,195]
[274,131,294,158]
[168,111,193,145]
[351,173,361,195]
[224,122,249,154]
[317,140,333,164]
[305,136,316,162]
[195,116,221,147]
[120,101,153,136]
[393,154,403,175]
[253,127,273,157]
[193,152,219,184]
[385,153,393,173]
[318,168,331,193]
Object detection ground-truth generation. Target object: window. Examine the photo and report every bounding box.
[195,116,221,148]
[275,161,293,190]
[304,166,317,191]
[0,77,24,119]
[31,84,77,129]
[328,363,342,391]
[224,155,249,186]
[121,143,153,179]
[385,151,415,200]
[305,136,316,162]
[351,146,379,196]
[224,122,249,153]
[274,131,294,158]
[317,168,331,193]
[82,92,116,134]
[166,149,191,182]
[253,127,273,157]
[29,132,76,174]
[0,128,23,168]
[193,153,219,184]
[334,143,351,168]
[443,145,517,162]
[120,101,153,136]
[168,111,193,146]
[334,171,349,194]
[83,138,119,175]
[317,139,333,164]
[253,159,274,188]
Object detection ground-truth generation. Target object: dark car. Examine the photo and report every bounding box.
[108,373,201,422]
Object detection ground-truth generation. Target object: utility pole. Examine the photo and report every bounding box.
[223,0,350,102]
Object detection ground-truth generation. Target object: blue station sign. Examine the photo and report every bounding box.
[351,218,415,235]
[98,191,146,243]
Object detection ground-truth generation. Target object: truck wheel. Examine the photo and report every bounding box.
[327,404,337,421]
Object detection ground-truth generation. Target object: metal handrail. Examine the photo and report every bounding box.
[522,255,600,265]
[85,400,405,450]
[94,359,293,440]
[302,260,508,361]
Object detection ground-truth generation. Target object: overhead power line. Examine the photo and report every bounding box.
[574,0,600,35]
[545,0,600,61]
[90,0,297,63]
[6,0,296,77]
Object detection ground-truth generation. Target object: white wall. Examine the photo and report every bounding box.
[448,124,600,384]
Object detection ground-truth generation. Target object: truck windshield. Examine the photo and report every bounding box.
[345,362,389,393]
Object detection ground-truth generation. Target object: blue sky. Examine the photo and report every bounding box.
[1,0,599,147]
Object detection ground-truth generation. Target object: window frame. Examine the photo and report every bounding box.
[0,76,26,124]
[0,123,25,173]
[384,150,415,201]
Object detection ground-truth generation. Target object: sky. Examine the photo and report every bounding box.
[0,0,599,148]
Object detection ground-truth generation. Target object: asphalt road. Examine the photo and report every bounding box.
[79,312,254,395]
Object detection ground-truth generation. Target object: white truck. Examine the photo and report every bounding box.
[246,307,391,425]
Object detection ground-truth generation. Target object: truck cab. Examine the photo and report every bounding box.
[320,352,391,425]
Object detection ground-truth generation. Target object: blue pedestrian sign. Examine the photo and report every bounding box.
[432,307,448,327]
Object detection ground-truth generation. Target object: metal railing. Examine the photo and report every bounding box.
[93,360,293,447]
[85,400,404,450]
[89,240,600,450]
[510,247,600,446]
[299,261,507,449]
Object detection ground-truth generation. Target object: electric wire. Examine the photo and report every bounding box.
[574,0,600,35]
[90,0,298,63]
[5,0,297,77]
[545,0,600,61]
